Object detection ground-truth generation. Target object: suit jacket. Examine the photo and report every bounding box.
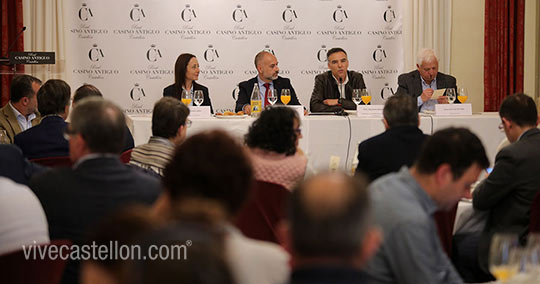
[473,128,540,273]
[0,144,45,186]
[163,82,214,113]
[0,103,40,143]
[14,116,69,159]
[355,126,428,181]
[310,70,366,112]
[30,156,161,284]
[235,76,301,112]
[396,70,457,102]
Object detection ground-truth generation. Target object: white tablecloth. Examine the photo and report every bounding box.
[129,112,505,173]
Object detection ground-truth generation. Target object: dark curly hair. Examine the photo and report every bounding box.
[245,106,299,156]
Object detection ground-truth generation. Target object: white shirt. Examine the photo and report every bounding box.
[332,73,349,99]
[0,177,50,255]
[9,102,36,131]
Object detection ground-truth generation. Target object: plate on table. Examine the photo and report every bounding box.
[213,114,249,119]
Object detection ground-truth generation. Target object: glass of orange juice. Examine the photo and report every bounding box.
[360,88,371,105]
[458,87,468,103]
[181,90,193,106]
[489,234,520,282]
[281,89,291,105]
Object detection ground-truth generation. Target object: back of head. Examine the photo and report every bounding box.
[326,47,347,60]
[415,127,489,179]
[416,48,438,65]
[152,97,190,139]
[245,106,299,155]
[37,79,71,116]
[499,93,538,127]
[10,74,42,103]
[71,97,126,154]
[254,50,271,68]
[383,95,418,128]
[290,173,371,259]
[163,130,253,216]
[73,84,103,105]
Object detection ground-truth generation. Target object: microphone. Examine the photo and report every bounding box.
[338,76,343,98]
[3,26,26,58]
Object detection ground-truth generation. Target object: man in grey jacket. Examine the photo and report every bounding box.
[309,47,366,112]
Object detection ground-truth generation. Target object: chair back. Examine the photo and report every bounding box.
[30,156,72,168]
[234,180,290,244]
[434,204,458,258]
[0,239,71,284]
[529,190,540,233]
[120,149,133,163]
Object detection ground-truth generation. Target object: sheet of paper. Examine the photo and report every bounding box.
[433,88,446,98]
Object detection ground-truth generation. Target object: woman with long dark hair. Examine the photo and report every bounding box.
[163,53,213,113]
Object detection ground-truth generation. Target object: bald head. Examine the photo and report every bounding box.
[254,51,279,83]
[290,172,371,259]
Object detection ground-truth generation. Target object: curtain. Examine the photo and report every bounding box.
[22,0,66,82]
[1,0,25,107]
[403,0,453,73]
[484,0,524,112]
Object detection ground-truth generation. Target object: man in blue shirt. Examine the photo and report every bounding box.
[363,127,489,284]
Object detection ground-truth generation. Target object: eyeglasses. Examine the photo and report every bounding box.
[63,127,77,141]
[185,119,192,128]
[294,128,302,135]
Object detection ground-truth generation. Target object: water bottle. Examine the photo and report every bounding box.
[250,83,262,117]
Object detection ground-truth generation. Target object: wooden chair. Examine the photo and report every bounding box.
[434,204,459,257]
[120,149,133,163]
[0,239,71,284]
[30,156,72,168]
[235,180,290,244]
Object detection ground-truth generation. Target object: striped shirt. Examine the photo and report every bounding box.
[129,136,175,176]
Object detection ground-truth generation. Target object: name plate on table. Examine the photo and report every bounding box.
[435,104,472,116]
[189,106,211,118]
[356,105,384,117]
[9,52,55,64]
[287,105,305,118]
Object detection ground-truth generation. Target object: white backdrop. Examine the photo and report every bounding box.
[64,0,404,114]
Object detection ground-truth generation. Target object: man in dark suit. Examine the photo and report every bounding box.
[0,75,42,143]
[235,51,301,113]
[30,98,161,284]
[468,93,540,281]
[0,144,45,185]
[14,79,71,159]
[355,95,428,181]
[310,47,366,112]
[396,48,457,112]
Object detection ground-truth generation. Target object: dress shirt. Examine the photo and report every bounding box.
[9,102,36,131]
[363,167,462,284]
[419,77,437,112]
[257,76,274,108]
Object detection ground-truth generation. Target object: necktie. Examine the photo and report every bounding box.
[264,83,271,107]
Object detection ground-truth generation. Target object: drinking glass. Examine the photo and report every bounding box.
[446,88,456,104]
[181,90,193,106]
[193,90,204,106]
[489,234,520,282]
[458,87,468,103]
[267,88,277,106]
[281,89,291,105]
[0,130,9,144]
[352,89,361,106]
[360,88,371,105]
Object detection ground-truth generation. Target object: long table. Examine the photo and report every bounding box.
[129,112,505,173]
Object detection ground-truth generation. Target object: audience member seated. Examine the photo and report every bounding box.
[157,130,290,284]
[0,144,45,185]
[164,53,214,113]
[0,75,42,143]
[244,106,307,190]
[129,97,190,176]
[363,127,489,284]
[287,173,381,284]
[356,95,428,182]
[0,177,49,256]
[30,98,161,284]
[396,48,456,112]
[14,79,71,159]
[235,51,302,114]
[467,93,540,281]
[73,84,135,152]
